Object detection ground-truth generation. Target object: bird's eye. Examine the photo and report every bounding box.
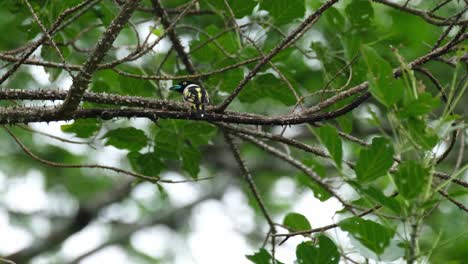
[183,81,187,85]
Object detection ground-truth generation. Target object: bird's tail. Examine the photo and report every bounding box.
[195,104,206,118]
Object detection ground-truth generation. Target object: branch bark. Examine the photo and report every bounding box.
[58,0,141,114]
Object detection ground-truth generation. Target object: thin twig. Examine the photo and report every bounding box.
[3,126,209,184]
[216,0,340,112]
[224,131,277,231]
[236,133,356,214]
[24,0,75,79]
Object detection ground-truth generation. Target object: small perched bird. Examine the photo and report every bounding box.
[170,81,210,117]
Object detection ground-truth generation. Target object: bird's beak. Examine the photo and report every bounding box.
[169,84,181,91]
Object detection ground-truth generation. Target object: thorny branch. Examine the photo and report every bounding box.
[58,0,141,114]
[224,130,278,259]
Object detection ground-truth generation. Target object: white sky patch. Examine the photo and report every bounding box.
[100,199,141,224]
[272,191,344,262]
[432,141,448,159]
[272,125,304,138]
[61,223,109,260]
[138,21,172,54]
[81,246,130,264]
[130,225,176,259]
[0,171,6,192]
[30,121,89,155]
[271,177,296,199]
[131,182,157,201]
[46,189,78,217]
[292,191,342,230]
[222,187,256,234]
[57,74,73,90]
[354,103,381,121]
[28,65,51,86]
[0,209,33,254]
[162,172,201,207]
[94,146,128,168]
[179,35,192,53]
[188,200,253,264]
[29,215,52,238]
[4,170,47,213]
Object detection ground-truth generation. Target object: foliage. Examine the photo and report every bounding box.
[0,0,466,263]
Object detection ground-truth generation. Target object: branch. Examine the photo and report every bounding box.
[58,0,141,114]
[0,91,369,126]
[217,123,330,160]
[24,0,75,78]
[3,126,206,184]
[235,133,355,214]
[215,0,340,112]
[372,0,468,26]
[17,124,93,146]
[395,26,467,77]
[0,53,261,80]
[0,0,97,85]
[437,189,468,212]
[224,131,277,230]
[152,0,198,75]
[273,192,399,242]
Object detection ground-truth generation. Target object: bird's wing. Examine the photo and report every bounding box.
[183,86,200,105]
[202,89,210,104]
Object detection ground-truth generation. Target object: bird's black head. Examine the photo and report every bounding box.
[169,80,196,93]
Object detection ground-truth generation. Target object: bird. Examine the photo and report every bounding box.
[169,81,210,118]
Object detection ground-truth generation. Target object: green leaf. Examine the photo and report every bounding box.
[103,127,148,151]
[127,152,164,176]
[181,147,202,179]
[324,7,345,32]
[153,120,216,178]
[303,159,327,178]
[0,6,33,50]
[61,119,101,138]
[207,67,244,93]
[406,117,438,150]
[392,160,430,199]
[202,0,256,18]
[313,125,343,169]
[223,0,257,18]
[339,217,394,255]
[41,43,70,81]
[355,137,394,183]
[118,67,155,97]
[181,122,217,146]
[337,115,353,134]
[161,0,190,8]
[398,93,440,118]
[296,235,340,264]
[345,0,374,29]
[361,45,404,107]
[151,25,164,36]
[342,34,361,61]
[239,73,296,106]
[154,129,181,160]
[246,248,284,264]
[349,181,401,213]
[92,3,118,25]
[91,70,121,93]
[259,0,305,25]
[297,173,332,201]
[283,212,311,231]
[191,25,239,63]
